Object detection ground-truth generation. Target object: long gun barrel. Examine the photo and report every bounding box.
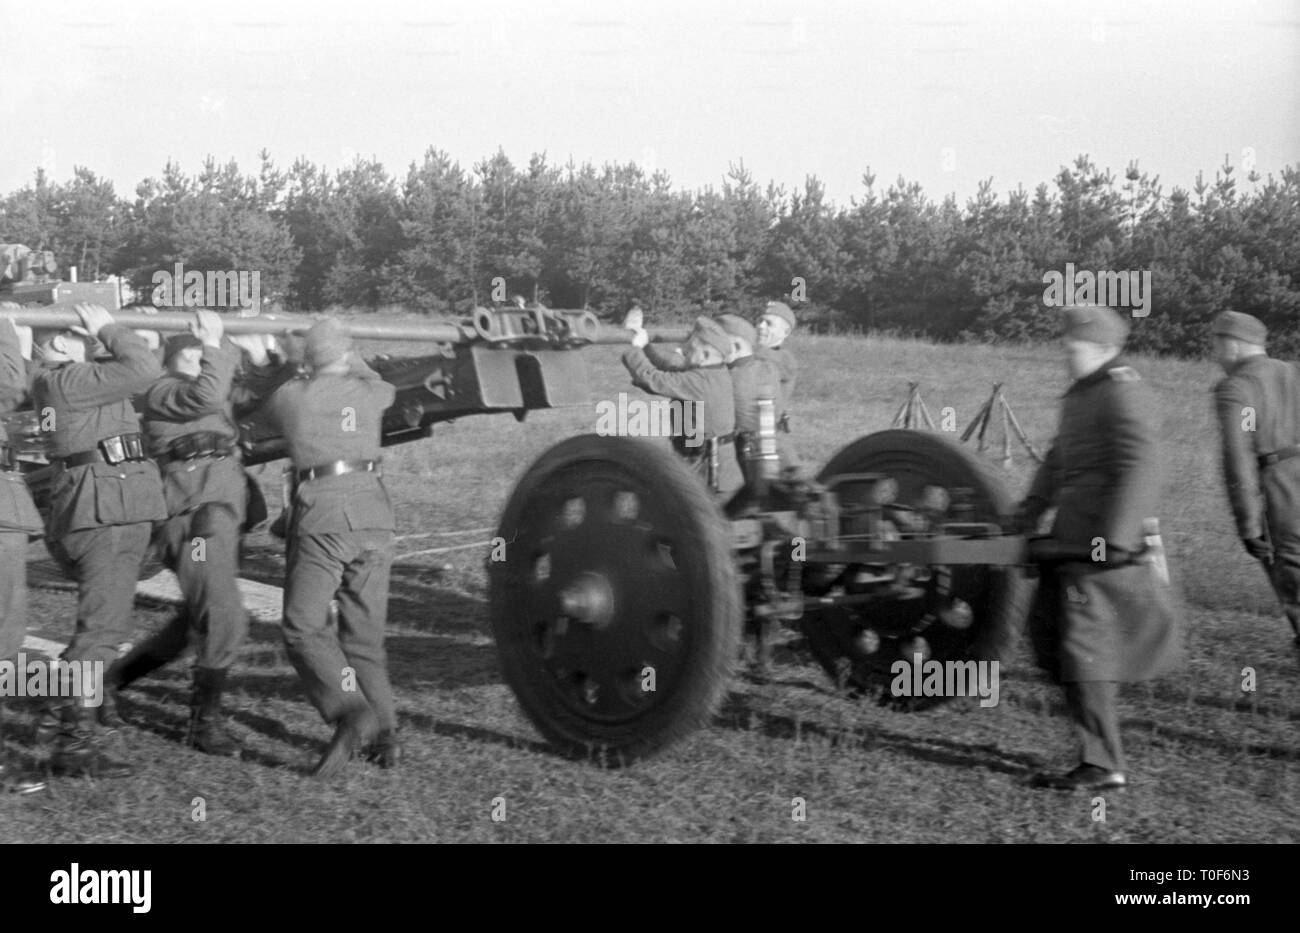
[0,306,688,346]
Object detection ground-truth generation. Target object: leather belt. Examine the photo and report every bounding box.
[54,433,148,469]
[295,458,380,483]
[1258,444,1300,470]
[161,431,237,465]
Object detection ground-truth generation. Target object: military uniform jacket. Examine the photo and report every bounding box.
[1022,357,1162,553]
[1213,354,1300,540]
[30,324,166,539]
[0,321,42,534]
[1022,356,1180,683]
[265,359,396,535]
[141,343,246,520]
[755,344,797,417]
[621,348,736,442]
[729,354,781,435]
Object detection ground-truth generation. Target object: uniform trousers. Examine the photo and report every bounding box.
[282,529,396,731]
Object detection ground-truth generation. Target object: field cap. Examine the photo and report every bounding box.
[1211,310,1266,345]
[163,333,203,365]
[715,313,756,347]
[762,301,796,330]
[1063,304,1129,346]
[304,318,352,367]
[690,316,733,358]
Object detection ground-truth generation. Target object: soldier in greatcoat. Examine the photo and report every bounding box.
[1017,305,1181,791]
[1210,310,1300,651]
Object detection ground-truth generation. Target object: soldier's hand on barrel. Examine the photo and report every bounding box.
[227,332,274,366]
[191,309,224,348]
[630,326,649,349]
[73,303,115,338]
[1242,535,1273,563]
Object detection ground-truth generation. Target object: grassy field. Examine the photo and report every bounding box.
[3,330,1298,843]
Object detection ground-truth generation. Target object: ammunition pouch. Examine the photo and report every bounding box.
[162,431,237,465]
[55,433,148,469]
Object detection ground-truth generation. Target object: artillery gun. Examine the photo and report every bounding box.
[1,301,1034,764]
[1,244,121,310]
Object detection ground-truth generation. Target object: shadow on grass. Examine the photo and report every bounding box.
[398,708,558,760]
[712,692,1042,776]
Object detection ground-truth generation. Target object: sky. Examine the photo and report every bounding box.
[2,0,1298,208]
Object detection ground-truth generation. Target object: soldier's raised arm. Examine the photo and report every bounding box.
[622,347,712,399]
[53,306,161,409]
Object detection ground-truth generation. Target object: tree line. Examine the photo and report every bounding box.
[2,149,1297,357]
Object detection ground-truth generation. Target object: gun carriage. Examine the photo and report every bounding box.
[2,269,1037,764]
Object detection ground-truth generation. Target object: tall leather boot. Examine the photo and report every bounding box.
[187,667,240,757]
[0,705,47,795]
[49,705,134,779]
[108,611,191,691]
[103,612,191,729]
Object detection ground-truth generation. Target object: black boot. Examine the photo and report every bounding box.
[187,667,240,757]
[48,705,134,779]
[0,707,47,795]
[312,706,378,779]
[362,729,404,770]
[108,611,191,691]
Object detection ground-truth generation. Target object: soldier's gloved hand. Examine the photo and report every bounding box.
[630,327,649,349]
[73,303,115,338]
[622,307,644,331]
[191,309,224,348]
[1242,536,1273,563]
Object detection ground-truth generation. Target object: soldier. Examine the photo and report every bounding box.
[623,315,741,496]
[754,301,801,470]
[0,313,48,794]
[1016,305,1180,791]
[1210,311,1300,650]
[754,301,798,429]
[29,303,166,779]
[107,310,250,756]
[714,313,780,489]
[264,319,401,777]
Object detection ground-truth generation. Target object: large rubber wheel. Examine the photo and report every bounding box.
[806,429,1030,698]
[490,434,741,763]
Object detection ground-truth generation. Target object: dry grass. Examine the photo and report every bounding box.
[3,329,1298,843]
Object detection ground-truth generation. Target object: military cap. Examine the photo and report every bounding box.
[304,318,352,368]
[1063,304,1129,346]
[1211,310,1267,345]
[162,333,203,365]
[689,316,734,358]
[715,313,756,348]
[762,301,797,330]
